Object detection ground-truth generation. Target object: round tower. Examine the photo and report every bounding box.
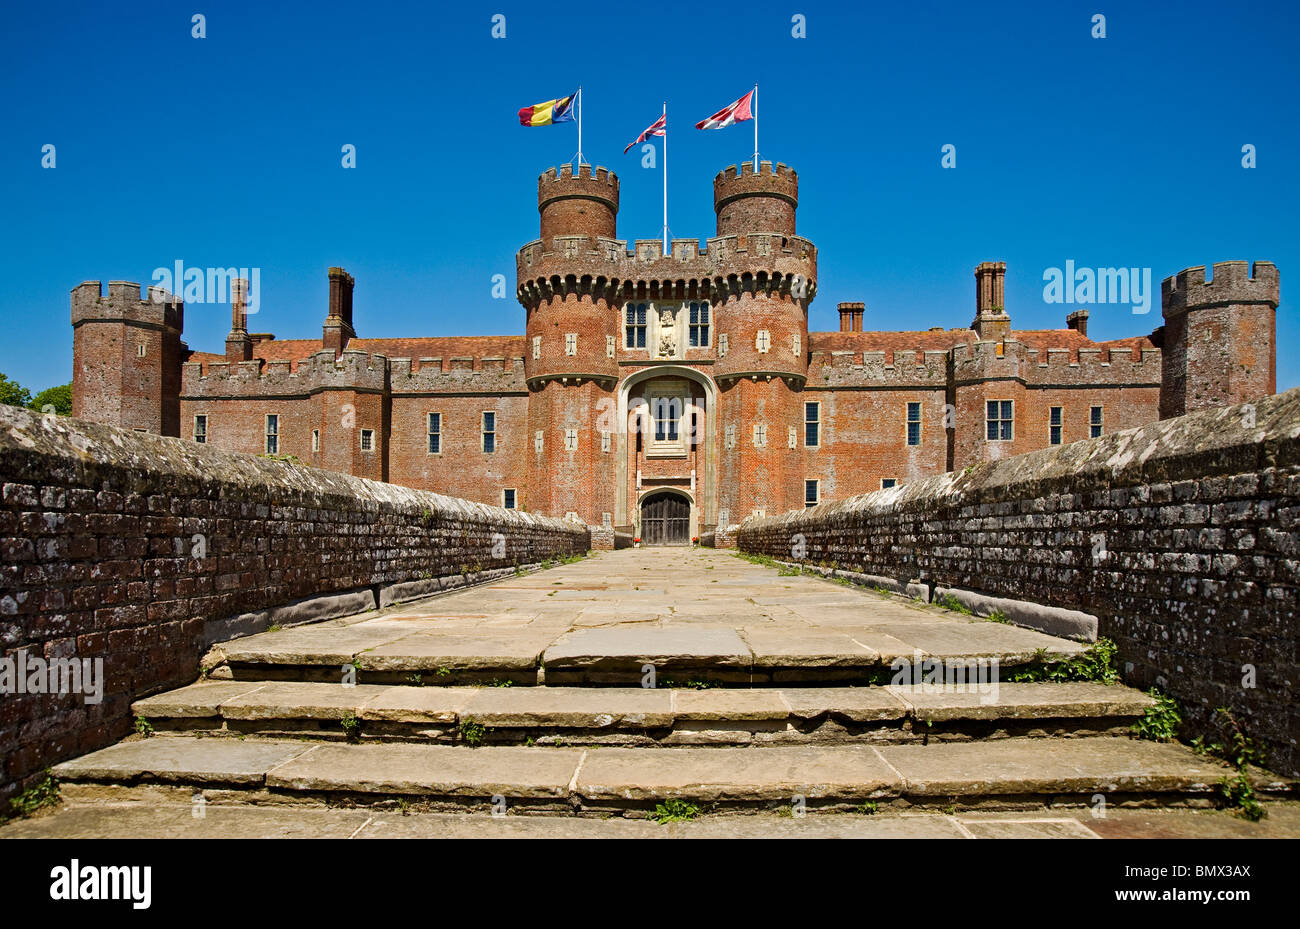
[713,160,798,236]
[538,163,619,244]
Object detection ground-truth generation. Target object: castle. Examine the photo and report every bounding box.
[70,161,1280,546]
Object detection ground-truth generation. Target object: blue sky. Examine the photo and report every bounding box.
[1,0,1296,393]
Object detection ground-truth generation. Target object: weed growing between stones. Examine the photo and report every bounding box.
[986,609,1010,624]
[3,772,60,821]
[652,798,701,824]
[935,593,973,615]
[1192,708,1268,822]
[341,714,361,742]
[134,716,154,738]
[1008,638,1120,685]
[1131,690,1182,742]
[460,720,487,746]
[855,801,879,815]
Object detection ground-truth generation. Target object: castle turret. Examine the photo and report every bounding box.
[538,163,619,245]
[71,281,184,435]
[1159,260,1279,418]
[971,261,1010,341]
[323,267,356,355]
[713,161,798,236]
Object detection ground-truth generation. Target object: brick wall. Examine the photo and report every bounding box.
[739,388,1300,775]
[0,406,588,809]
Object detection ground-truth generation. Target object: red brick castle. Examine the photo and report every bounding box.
[70,162,1280,545]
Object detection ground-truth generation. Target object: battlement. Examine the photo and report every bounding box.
[389,355,527,395]
[1162,260,1280,318]
[951,339,1162,386]
[714,161,799,237]
[538,164,620,208]
[71,280,182,331]
[809,347,947,389]
[714,160,798,190]
[182,349,389,397]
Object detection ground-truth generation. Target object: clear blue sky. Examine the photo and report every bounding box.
[2,0,1296,393]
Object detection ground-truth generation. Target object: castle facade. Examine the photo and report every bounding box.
[70,162,1280,545]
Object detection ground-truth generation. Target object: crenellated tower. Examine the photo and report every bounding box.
[1159,260,1279,418]
[71,281,184,436]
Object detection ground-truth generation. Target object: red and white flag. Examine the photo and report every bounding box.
[695,90,754,130]
[624,112,666,154]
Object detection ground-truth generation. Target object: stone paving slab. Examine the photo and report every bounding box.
[738,629,878,667]
[132,682,269,718]
[543,626,753,669]
[877,738,1235,796]
[218,628,413,665]
[867,621,1088,662]
[265,743,584,799]
[219,683,394,720]
[459,688,674,728]
[359,687,479,724]
[672,690,791,721]
[574,745,902,803]
[777,688,910,722]
[51,738,312,786]
[357,633,557,672]
[888,682,1156,721]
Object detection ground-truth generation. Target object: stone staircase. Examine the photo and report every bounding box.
[49,550,1291,819]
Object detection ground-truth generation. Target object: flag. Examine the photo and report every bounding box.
[518,92,576,127]
[695,90,754,130]
[624,112,666,154]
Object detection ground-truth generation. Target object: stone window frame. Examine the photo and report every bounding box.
[564,428,578,451]
[427,412,443,455]
[136,342,147,358]
[1049,406,1064,446]
[564,333,578,356]
[359,428,375,453]
[606,335,616,358]
[985,399,1014,442]
[1090,405,1104,438]
[264,414,279,455]
[805,479,819,508]
[756,329,771,354]
[792,332,801,357]
[804,401,820,448]
[502,488,517,510]
[192,414,208,444]
[601,430,611,453]
[311,429,320,452]
[688,301,710,348]
[718,333,729,358]
[625,302,649,349]
[881,478,898,489]
[906,401,922,447]
[482,410,497,453]
[752,422,768,447]
[532,336,541,360]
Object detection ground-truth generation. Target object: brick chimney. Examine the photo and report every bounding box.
[1066,309,1089,337]
[225,277,252,362]
[971,261,1011,341]
[838,302,864,332]
[323,267,356,355]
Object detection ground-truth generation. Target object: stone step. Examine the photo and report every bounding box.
[132,681,1158,745]
[206,617,1090,687]
[51,735,1289,814]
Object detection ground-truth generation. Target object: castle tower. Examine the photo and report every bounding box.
[323,267,356,355]
[518,165,622,522]
[971,261,1010,341]
[1159,260,1279,418]
[710,162,814,521]
[71,281,184,435]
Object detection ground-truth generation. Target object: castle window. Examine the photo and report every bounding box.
[688,302,710,347]
[753,423,768,447]
[360,429,374,452]
[601,430,611,453]
[725,423,736,449]
[625,303,648,348]
[564,428,578,451]
[719,333,729,358]
[428,413,442,454]
[792,333,801,357]
[264,415,279,454]
[534,430,544,452]
[882,478,898,489]
[482,411,497,453]
[532,336,541,359]
[193,415,207,444]
[606,335,616,358]
[756,330,771,353]
[805,479,819,508]
[906,402,922,447]
[788,425,797,448]
[311,430,320,452]
[986,400,1013,441]
[565,333,577,356]
[805,402,820,447]
[1049,407,1063,445]
[503,489,516,510]
[652,397,680,443]
[137,343,147,357]
[1090,405,1103,438]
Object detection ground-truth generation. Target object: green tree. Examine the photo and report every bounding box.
[0,373,32,409]
[28,383,72,415]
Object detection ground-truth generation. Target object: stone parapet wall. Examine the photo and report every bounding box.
[740,389,1300,775]
[0,407,588,809]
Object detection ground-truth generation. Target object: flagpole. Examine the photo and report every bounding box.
[577,86,584,167]
[753,84,759,171]
[662,101,669,255]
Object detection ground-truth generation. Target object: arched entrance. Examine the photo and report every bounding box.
[639,490,691,545]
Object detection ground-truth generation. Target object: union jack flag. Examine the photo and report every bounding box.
[624,112,666,154]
